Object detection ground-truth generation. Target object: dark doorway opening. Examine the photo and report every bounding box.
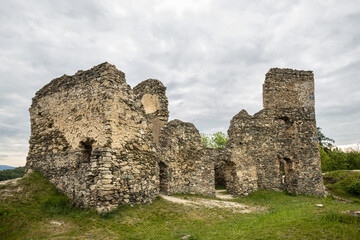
[159,162,168,194]
[279,157,293,189]
[80,139,94,163]
[215,163,227,189]
[280,160,285,185]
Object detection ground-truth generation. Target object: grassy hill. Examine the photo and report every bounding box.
[323,170,360,201]
[0,171,359,239]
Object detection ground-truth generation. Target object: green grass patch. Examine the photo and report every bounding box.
[323,170,360,201]
[0,172,359,239]
[215,185,226,190]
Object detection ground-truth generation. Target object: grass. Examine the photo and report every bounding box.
[323,170,360,201]
[0,172,359,239]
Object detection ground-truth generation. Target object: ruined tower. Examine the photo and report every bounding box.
[226,68,324,196]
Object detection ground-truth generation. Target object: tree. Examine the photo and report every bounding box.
[317,127,360,172]
[347,151,360,170]
[317,127,335,149]
[201,131,228,149]
[319,145,332,172]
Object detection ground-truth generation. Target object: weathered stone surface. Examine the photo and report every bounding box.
[205,149,228,188]
[26,63,159,212]
[158,120,215,196]
[133,79,169,145]
[226,68,325,196]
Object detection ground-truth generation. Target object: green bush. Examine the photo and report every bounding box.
[320,145,360,172]
[317,128,360,172]
[323,170,360,200]
[346,181,360,197]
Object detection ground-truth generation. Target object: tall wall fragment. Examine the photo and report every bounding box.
[26,63,159,212]
[158,120,215,196]
[133,79,169,145]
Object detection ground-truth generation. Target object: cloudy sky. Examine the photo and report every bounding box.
[0,0,359,166]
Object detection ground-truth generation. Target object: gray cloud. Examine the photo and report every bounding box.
[0,0,360,166]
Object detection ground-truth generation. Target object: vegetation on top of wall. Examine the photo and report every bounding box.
[200,131,228,149]
[0,167,26,181]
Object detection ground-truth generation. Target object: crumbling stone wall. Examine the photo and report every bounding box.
[226,68,324,196]
[27,63,159,212]
[205,149,228,188]
[158,120,215,196]
[133,79,169,145]
[26,63,325,212]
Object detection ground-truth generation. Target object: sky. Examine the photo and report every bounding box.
[0,0,359,167]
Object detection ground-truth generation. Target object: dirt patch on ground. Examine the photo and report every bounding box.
[0,178,22,186]
[160,194,265,213]
[215,189,234,200]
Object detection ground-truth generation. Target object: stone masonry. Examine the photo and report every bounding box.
[26,63,160,212]
[133,79,169,145]
[26,63,325,212]
[226,68,325,196]
[158,120,215,196]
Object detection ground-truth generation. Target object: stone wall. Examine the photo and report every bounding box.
[263,68,315,109]
[158,120,215,196]
[226,68,324,196]
[26,64,325,212]
[133,79,169,145]
[27,63,159,212]
[205,149,228,188]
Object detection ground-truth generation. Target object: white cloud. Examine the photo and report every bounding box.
[0,0,359,166]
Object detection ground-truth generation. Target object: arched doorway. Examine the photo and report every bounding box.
[79,139,94,163]
[214,161,227,189]
[279,157,294,191]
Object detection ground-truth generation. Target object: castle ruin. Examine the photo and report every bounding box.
[26,63,324,212]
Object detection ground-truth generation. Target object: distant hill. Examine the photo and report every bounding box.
[0,165,16,171]
[0,166,26,181]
